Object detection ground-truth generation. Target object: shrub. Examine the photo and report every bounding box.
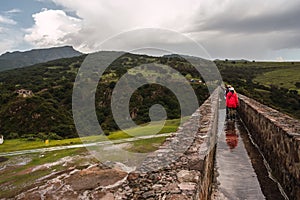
[37,132,48,140]
[22,134,38,141]
[7,132,19,139]
[104,130,110,136]
[48,132,63,140]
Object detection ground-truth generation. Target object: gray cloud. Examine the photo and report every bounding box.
[8,0,300,60]
[193,2,300,34]
[180,1,300,60]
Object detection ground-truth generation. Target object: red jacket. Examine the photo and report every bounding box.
[226,91,239,108]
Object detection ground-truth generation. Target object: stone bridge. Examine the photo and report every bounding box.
[11,88,300,200]
[113,88,299,200]
[101,88,299,199]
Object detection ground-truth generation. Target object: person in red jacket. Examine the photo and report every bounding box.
[226,87,239,120]
[224,84,231,119]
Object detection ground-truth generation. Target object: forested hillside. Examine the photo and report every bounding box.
[0,53,209,139]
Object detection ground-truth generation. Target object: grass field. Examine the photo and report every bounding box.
[125,136,167,153]
[0,135,106,153]
[108,118,182,139]
[219,60,300,68]
[0,118,183,152]
[254,66,300,92]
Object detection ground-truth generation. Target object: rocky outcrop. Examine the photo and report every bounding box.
[15,166,126,200]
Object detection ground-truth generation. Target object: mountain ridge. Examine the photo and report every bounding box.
[0,46,82,72]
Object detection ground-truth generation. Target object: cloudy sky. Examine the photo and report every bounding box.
[0,0,299,60]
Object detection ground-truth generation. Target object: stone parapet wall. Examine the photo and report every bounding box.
[114,88,220,199]
[238,94,300,200]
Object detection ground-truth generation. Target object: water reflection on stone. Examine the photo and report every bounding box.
[225,122,238,150]
[212,110,265,200]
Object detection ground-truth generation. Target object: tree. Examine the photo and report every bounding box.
[185,73,192,80]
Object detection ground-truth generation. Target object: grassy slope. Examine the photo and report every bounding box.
[107,118,182,139]
[126,136,167,153]
[224,61,298,68]
[0,118,182,152]
[254,66,300,93]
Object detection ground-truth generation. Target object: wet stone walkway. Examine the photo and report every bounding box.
[212,109,287,200]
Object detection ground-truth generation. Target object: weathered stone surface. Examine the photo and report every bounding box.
[101,192,115,200]
[177,170,199,183]
[165,194,190,200]
[178,182,196,190]
[127,172,140,181]
[90,191,107,199]
[14,164,127,200]
[152,184,163,190]
[142,190,155,198]
[65,167,127,191]
[18,192,41,200]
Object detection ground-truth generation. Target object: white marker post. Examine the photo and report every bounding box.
[0,135,4,144]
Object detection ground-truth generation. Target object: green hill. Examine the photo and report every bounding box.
[0,52,209,140]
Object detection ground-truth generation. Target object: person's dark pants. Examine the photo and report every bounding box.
[228,107,237,120]
[226,106,229,119]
